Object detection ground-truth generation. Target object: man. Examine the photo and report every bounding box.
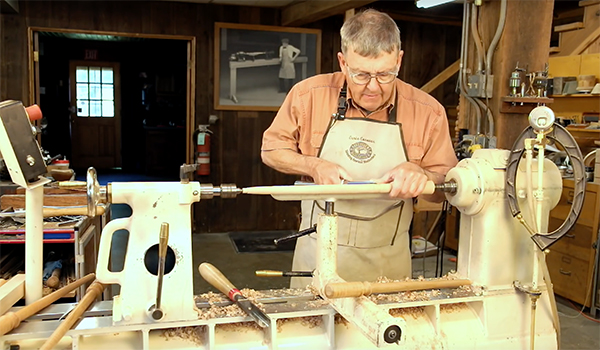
[279,38,301,93]
[262,9,457,288]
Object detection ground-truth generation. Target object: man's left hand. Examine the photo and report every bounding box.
[375,162,428,199]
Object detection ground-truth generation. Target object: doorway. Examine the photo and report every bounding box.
[29,28,196,177]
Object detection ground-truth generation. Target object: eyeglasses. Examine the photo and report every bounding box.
[346,64,398,85]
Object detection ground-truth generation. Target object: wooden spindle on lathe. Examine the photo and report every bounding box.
[0,273,95,336]
[40,281,105,350]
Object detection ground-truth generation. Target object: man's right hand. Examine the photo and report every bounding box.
[307,158,353,184]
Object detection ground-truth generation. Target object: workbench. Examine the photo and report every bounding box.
[0,186,109,300]
[228,56,308,103]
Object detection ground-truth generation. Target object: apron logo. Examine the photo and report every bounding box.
[346,141,375,163]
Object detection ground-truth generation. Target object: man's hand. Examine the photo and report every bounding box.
[375,162,428,199]
[307,158,353,185]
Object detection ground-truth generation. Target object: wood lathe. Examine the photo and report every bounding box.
[0,102,586,350]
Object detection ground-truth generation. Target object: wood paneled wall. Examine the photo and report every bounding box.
[0,1,460,233]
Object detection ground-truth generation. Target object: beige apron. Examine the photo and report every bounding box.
[291,88,413,288]
[279,46,296,79]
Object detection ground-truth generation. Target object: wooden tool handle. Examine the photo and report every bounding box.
[0,273,95,336]
[57,181,86,187]
[198,263,239,300]
[324,279,472,299]
[46,268,62,289]
[0,278,6,288]
[43,206,105,217]
[40,281,105,350]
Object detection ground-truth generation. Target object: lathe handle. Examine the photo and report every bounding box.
[198,263,239,300]
[95,218,130,284]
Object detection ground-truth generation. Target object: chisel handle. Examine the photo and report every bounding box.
[43,206,105,217]
[199,263,240,300]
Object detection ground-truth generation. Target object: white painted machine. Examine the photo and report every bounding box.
[0,103,586,350]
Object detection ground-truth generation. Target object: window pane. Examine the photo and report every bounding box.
[76,83,89,99]
[77,100,89,117]
[89,84,101,99]
[102,68,113,84]
[102,101,114,117]
[89,67,101,83]
[102,84,114,100]
[90,101,102,117]
[76,67,88,83]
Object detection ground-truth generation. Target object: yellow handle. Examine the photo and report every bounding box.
[43,206,105,217]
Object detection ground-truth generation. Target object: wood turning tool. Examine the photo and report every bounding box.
[255,270,313,277]
[0,273,96,336]
[199,262,271,329]
[324,279,473,298]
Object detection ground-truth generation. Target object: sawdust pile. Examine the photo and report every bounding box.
[276,316,323,332]
[389,306,425,319]
[161,326,205,345]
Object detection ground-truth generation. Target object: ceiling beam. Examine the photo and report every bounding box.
[281,0,376,26]
[0,0,18,13]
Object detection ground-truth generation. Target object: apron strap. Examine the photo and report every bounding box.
[335,82,348,120]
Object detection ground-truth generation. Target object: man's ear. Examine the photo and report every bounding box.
[397,50,404,70]
[337,52,345,73]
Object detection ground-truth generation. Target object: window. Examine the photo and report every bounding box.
[75,66,114,117]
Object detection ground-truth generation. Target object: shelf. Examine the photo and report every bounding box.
[501,96,554,114]
[0,229,75,244]
[550,94,600,98]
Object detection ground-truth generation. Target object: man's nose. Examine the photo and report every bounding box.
[365,76,381,91]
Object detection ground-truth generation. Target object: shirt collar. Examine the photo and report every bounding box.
[345,80,397,116]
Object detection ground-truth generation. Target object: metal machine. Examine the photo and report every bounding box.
[0,102,586,350]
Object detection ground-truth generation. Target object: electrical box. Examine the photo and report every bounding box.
[467,74,494,98]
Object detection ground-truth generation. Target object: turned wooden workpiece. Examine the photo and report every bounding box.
[324,278,473,299]
[40,281,105,350]
[243,181,436,200]
[0,273,95,336]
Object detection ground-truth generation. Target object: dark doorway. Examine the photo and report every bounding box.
[38,33,188,178]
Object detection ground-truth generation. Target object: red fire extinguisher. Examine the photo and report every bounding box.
[195,125,212,176]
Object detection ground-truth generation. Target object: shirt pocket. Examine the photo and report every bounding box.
[406,145,424,166]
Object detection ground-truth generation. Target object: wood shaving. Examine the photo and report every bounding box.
[276,316,322,332]
[161,326,205,345]
[440,302,469,313]
[217,321,263,333]
[389,306,425,319]
[334,313,349,326]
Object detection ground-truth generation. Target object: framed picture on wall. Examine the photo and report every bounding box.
[214,22,321,111]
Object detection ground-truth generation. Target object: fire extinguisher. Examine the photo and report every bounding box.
[195,125,212,176]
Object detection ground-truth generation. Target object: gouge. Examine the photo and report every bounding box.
[255,270,312,277]
[199,262,271,328]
